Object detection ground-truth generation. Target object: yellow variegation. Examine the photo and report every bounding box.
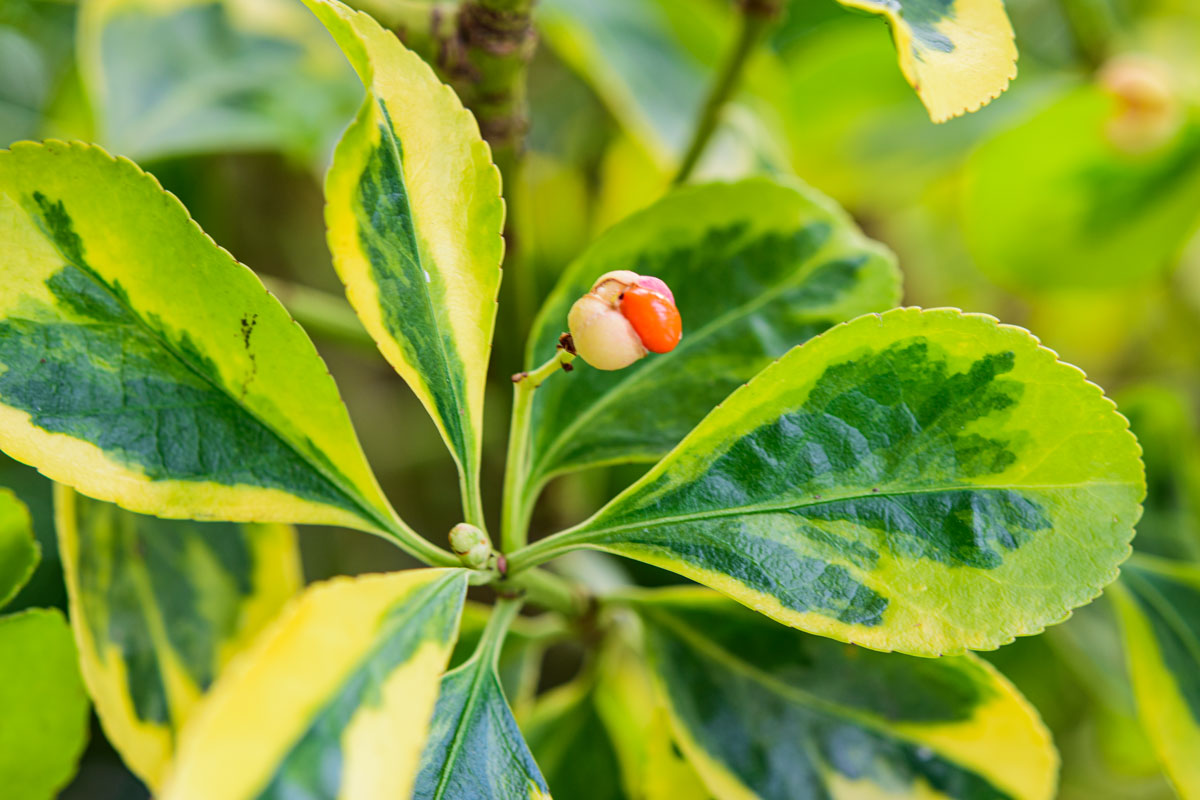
[162,568,468,800]
[629,588,1057,800]
[306,0,504,524]
[0,141,446,559]
[413,599,552,800]
[513,309,1144,655]
[593,637,711,800]
[838,0,1017,122]
[524,677,629,800]
[56,485,301,790]
[1111,556,1200,798]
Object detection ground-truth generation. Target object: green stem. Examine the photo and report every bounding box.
[500,344,576,553]
[449,0,538,182]
[502,565,585,617]
[503,527,582,574]
[261,277,376,351]
[459,462,488,531]
[385,517,464,567]
[474,594,524,668]
[672,0,781,186]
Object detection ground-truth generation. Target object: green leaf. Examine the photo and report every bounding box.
[538,0,714,158]
[961,86,1200,291]
[592,638,712,800]
[1111,555,1200,798]
[523,178,899,508]
[525,677,628,800]
[837,0,1018,122]
[450,602,547,720]
[526,308,1144,655]
[414,601,552,800]
[630,588,1057,800]
[770,16,1049,213]
[78,0,361,162]
[1120,384,1200,563]
[55,484,302,790]
[538,0,789,172]
[0,608,90,800]
[0,486,37,608]
[161,568,468,800]
[306,0,503,515]
[0,140,407,541]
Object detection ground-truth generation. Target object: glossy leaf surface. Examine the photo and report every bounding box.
[0,608,91,800]
[961,86,1200,290]
[838,0,1017,122]
[1112,556,1200,798]
[0,140,399,536]
[525,178,900,498]
[162,569,468,800]
[308,0,503,501]
[414,603,551,800]
[632,589,1056,799]
[543,308,1143,654]
[450,602,547,720]
[79,0,360,161]
[56,485,301,790]
[0,485,37,607]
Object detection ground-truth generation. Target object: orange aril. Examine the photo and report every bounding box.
[620,286,682,354]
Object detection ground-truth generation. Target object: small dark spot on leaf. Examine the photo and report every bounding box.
[239,313,258,349]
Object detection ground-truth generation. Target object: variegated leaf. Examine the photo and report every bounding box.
[414,601,551,800]
[55,485,301,790]
[161,568,468,800]
[306,0,503,520]
[631,588,1057,800]
[522,178,899,527]
[838,0,1018,122]
[525,677,628,800]
[593,638,712,800]
[0,140,413,544]
[451,602,547,721]
[1111,555,1200,798]
[518,308,1143,655]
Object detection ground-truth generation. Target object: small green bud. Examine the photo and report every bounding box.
[448,523,491,569]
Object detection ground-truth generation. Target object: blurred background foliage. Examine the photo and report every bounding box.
[2,0,1200,796]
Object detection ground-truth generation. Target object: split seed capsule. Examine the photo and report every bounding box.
[568,272,682,370]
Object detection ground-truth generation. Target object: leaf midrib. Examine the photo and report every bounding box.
[576,479,1130,541]
[647,607,984,760]
[429,654,495,800]
[373,98,474,474]
[25,200,393,534]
